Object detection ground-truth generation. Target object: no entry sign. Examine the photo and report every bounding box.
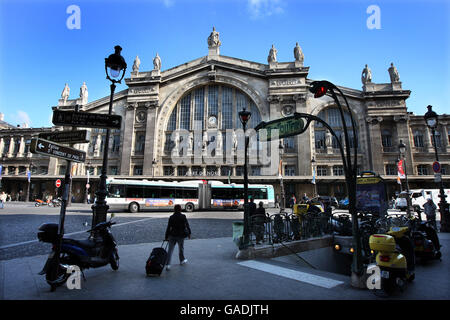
[55,179,61,188]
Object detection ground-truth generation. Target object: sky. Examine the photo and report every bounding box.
[0,0,448,128]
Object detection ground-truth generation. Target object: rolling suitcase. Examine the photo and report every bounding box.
[146,241,168,277]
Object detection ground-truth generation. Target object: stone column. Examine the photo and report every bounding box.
[120,104,136,175]
[18,136,25,157]
[7,137,14,157]
[367,117,384,174]
[143,104,157,175]
[0,137,4,155]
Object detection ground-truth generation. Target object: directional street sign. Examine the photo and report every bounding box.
[255,114,306,141]
[38,130,91,144]
[30,138,86,163]
[432,161,441,173]
[52,110,122,129]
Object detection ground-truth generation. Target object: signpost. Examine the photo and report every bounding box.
[255,114,307,141]
[52,110,122,129]
[38,130,91,144]
[30,138,86,163]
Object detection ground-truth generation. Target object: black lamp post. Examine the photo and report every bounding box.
[91,46,126,230]
[424,105,449,232]
[309,80,363,285]
[398,140,412,218]
[279,140,285,211]
[239,107,251,248]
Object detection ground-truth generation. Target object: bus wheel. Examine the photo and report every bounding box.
[185,203,194,212]
[129,202,139,213]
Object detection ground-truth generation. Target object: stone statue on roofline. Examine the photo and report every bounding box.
[61,83,70,103]
[293,42,304,64]
[207,26,221,48]
[268,44,277,63]
[79,82,88,105]
[361,64,372,84]
[388,62,400,83]
[132,56,141,73]
[153,53,161,71]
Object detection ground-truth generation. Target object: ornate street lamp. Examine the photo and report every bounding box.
[239,107,251,248]
[398,140,412,218]
[91,46,126,231]
[424,105,449,232]
[309,80,363,286]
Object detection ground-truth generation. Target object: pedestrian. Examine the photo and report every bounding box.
[423,198,438,231]
[164,204,191,270]
[252,201,266,244]
[289,194,296,208]
[0,191,6,209]
[302,193,309,204]
[248,197,257,216]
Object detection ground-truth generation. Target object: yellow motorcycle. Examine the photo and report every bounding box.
[369,226,415,295]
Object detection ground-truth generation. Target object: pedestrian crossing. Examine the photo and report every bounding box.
[237,260,345,289]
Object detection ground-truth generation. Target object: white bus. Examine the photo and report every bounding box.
[106,179,275,213]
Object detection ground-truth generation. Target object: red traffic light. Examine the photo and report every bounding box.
[314,86,327,98]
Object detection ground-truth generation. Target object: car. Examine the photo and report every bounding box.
[338,197,349,209]
[309,196,339,210]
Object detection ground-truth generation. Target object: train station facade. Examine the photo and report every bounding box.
[0,28,449,203]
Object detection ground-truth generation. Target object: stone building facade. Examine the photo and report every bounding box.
[0,29,449,202]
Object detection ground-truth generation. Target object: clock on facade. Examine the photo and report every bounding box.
[208,115,217,128]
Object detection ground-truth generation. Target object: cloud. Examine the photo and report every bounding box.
[247,0,285,19]
[11,110,32,127]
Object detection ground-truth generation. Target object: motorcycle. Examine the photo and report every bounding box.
[369,226,415,295]
[51,197,62,207]
[35,199,54,207]
[37,218,119,291]
[409,214,442,263]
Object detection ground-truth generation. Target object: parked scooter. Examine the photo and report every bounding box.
[37,218,119,291]
[369,226,415,295]
[35,199,54,207]
[409,214,442,263]
[51,197,62,207]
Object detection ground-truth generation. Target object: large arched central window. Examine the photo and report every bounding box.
[164,84,261,153]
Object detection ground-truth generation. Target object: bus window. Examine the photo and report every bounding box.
[108,184,125,198]
[183,187,198,199]
[161,187,174,198]
[144,186,160,198]
[126,186,144,198]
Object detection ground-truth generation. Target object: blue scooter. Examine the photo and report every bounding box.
[37,219,119,291]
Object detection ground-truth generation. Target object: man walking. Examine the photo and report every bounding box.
[423,198,438,231]
[165,204,191,270]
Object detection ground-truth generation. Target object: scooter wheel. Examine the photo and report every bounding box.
[35,203,40,207]
[110,248,119,271]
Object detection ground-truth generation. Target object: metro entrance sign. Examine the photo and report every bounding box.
[30,138,86,163]
[255,113,307,141]
[52,110,122,129]
[38,130,91,144]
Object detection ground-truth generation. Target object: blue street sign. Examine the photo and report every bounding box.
[27,170,31,182]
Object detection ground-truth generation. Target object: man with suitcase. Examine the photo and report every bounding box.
[165,204,191,270]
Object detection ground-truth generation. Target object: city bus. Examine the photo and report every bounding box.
[106,179,275,213]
